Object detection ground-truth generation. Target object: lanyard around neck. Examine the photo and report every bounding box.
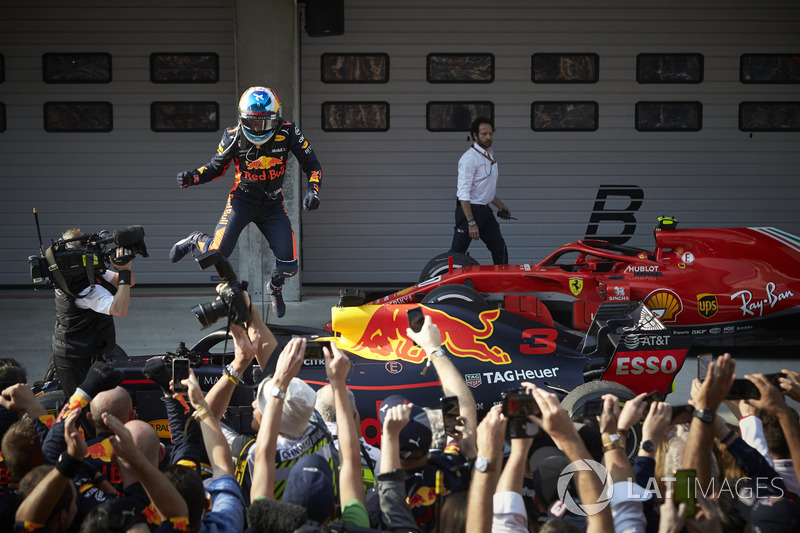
[472,145,495,164]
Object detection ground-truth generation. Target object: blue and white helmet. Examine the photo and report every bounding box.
[238,87,281,145]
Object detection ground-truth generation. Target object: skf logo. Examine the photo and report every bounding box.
[644,289,683,322]
[569,278,583,296]
[465,373,482,388]
[697,294,718,319]
[385,361,403,374]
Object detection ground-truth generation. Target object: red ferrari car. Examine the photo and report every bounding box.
[344,218,800,359]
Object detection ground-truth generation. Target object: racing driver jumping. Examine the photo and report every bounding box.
[170,86,322,318]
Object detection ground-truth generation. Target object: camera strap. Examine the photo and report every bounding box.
[45,245,75,297]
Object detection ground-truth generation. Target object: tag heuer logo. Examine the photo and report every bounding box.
[465,373,482,388]
[569,278,583,296]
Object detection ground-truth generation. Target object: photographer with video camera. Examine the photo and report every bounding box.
[51,226,139,398]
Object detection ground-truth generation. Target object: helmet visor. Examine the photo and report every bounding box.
[241,114,278,135]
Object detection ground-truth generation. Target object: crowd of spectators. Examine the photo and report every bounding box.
[1,289,799,533]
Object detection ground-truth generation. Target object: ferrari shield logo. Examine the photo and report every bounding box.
[569,278,583,296]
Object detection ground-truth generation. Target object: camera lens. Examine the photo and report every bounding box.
[191,299,229,329]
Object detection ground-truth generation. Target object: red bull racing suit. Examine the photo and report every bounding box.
[179,120,322,288]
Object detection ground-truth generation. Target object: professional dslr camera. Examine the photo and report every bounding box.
[191,250,251,328]
[29,224,149,289]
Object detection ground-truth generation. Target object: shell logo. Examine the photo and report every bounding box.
[644,289,683,322]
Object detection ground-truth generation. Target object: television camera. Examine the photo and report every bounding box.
[28,209,148,293]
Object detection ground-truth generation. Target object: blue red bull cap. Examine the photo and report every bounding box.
[379,394,432,457]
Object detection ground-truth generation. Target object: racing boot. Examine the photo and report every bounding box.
[169,231,203,263]
[267,281,286,318]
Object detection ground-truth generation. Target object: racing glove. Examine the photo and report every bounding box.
[142,357,172,396]
[77,362,123,400]
[177,171,199,189]
[303,188,321,211]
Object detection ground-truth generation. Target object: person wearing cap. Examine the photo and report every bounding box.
[315,384,381,492]
[277,342,370,527]
[249,338,335,503]
[374,313,478,531]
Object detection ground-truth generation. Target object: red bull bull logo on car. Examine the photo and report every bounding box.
[334,305,511,365]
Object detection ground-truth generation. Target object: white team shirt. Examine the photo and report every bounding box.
[456,143,498,205]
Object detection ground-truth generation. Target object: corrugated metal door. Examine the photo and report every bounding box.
[299,0,800,285]
[0,0,237,285]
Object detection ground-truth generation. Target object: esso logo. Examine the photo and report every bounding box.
[614,355,678,375]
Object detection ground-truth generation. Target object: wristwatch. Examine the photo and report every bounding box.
[693,409,714,423]
[430,348,446,359]
[474,456,491,473]
[640,440,656,453]
[269,385,286,400]
[467,219,477,227]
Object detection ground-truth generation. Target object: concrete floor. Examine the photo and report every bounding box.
[3,284,340,383]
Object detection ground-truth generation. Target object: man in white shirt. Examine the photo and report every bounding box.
[448,116,510,265]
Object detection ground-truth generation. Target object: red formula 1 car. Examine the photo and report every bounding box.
[309,218,800,448]
[346,217,800,359]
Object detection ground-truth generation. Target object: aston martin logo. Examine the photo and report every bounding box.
[569,278,583,296]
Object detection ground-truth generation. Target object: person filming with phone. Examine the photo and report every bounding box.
[379,310,479,531]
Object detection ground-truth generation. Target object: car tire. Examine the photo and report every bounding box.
[37,390,67,417]
[561,381,641,459]
[42,357,57,383]
[421,284,489,311]
[418,252,480,283]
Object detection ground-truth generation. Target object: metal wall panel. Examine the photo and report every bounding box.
[299,0,800,285]
[0,0,237,285]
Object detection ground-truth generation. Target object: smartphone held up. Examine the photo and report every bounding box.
[172,357,190,393]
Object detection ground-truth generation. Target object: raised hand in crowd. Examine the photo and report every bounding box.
[177,368,235,478]
[745,372,800,486]
[0,382,47,419]
[466,404,506,533]
[639,400,672,459]
[103,412,189,524]
[524,383,614,533]
[779,368,800,403]
[324,342,367,514]
[250,337,306,501]
[616,391,649,443]
[406,313,478,458]
[683,353,735,488]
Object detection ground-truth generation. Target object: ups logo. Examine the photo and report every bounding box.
[697,294,718,319]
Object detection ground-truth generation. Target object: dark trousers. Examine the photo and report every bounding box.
[448,203,508,265]
[53,353,93,399]
[198,191,298,286]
